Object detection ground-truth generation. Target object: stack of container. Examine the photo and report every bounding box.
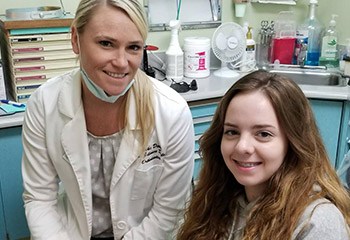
[270,11,296,65]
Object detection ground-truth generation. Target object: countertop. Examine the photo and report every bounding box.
[1,71,349,129]
[174,73,350,102]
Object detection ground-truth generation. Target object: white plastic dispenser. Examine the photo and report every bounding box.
[240,26,256,72]
[165,20,183,82]
[319,14,338,67]
[183,37,211,78]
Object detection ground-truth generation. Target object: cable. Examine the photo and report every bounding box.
[228,60,258,73]
[59,0,67,15]
[149,51,166,70]
[153,67,166,76]
[176,0,182,20]
[153,67,167,81]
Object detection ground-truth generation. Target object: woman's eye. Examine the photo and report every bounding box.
[129,45,142,51]
[224,129,239,136]
[99,40,112,47]
[258,131,273,138]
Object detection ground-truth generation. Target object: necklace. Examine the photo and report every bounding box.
[228,219,235,240]
[227,206,245,240]
[228,207,238,240]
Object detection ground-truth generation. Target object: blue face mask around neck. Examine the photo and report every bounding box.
[80,68,134,103]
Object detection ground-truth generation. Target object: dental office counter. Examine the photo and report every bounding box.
[1,73,350,239]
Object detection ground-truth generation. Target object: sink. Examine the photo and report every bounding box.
[266,67,348,87]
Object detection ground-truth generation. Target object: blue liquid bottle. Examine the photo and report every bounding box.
[297,0,323,66]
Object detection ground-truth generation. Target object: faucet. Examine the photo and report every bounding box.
[297,43,307,67]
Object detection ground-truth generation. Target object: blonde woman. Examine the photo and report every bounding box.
[177,70,350,240]
[22,0,194,239]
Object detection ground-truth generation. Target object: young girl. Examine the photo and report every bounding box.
[177,70,350,240]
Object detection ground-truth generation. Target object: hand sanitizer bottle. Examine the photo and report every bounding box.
[319,14,339,68]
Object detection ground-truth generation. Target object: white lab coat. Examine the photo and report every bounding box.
[22,69,194,240]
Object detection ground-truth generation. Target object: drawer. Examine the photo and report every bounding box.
[194,121,211,136]
[190,103,218,119]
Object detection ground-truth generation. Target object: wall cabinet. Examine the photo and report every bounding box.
[0,97,348,239]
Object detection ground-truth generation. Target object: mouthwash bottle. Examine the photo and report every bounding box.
[296,0,323,66]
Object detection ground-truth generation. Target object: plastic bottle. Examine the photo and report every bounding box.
[165,20,183,82]
[240,26,256,72]
[296,0,323,66]
[319,14,338,67]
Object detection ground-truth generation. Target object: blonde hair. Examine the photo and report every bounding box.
[72,0,154,153]
[177,70,350,240]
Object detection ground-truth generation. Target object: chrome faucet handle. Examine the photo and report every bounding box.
[297,43,307,67]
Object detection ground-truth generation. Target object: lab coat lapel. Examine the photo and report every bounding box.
[61,105,91,195]
[59,70,91,188]
[111,90,142,188]
[59,70,92,236]
[61,106,92,237]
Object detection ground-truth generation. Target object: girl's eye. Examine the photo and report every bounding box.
[257,131,273,139]
[99,40,112,47]
[224,129,239,136]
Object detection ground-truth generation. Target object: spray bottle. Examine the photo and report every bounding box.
[166,20,183,82]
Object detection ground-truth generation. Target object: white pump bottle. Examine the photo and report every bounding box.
[165,20,183,82]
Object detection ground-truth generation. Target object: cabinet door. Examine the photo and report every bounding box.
[336,101,350,186]
[0,182,6,240]
[0,126,29,239]
[309,99,343,167]
[190,102,218,179]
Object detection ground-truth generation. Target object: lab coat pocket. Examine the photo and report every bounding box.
[131,164,163,200]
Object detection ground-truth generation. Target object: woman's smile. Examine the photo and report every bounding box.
[234,160,262,169]
[104,70,127,79]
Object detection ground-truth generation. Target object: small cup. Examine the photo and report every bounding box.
[235,3,246,18]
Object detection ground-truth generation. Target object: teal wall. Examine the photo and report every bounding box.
[0,0,349,50]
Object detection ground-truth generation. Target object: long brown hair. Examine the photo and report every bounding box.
[177,70,350,239]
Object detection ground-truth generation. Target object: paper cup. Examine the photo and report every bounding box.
[235,3,246,18]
